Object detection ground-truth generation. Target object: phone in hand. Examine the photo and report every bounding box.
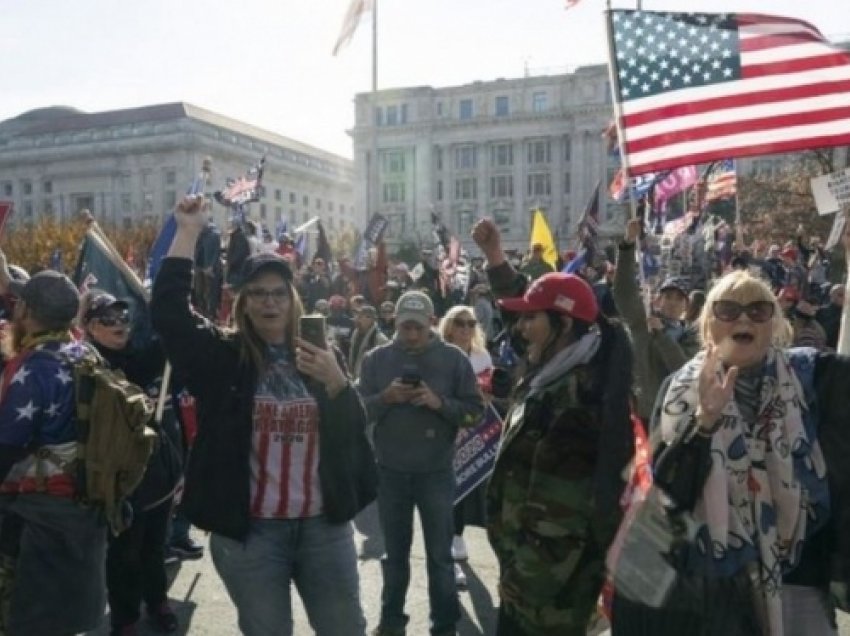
[400,364,421,388]
[299,315,327,349]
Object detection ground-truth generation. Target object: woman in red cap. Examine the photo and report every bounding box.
[472,218,634,636]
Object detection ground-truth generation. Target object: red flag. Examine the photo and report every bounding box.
[0,201,13,241]
[608,10,850,174]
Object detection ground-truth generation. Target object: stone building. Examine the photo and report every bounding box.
[350,64,617,252]
[0,103,355,238]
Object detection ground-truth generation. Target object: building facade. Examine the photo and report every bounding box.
[0,103,355,238]
[351,65,617,252]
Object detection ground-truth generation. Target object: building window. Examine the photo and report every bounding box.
[303,195,309,206]
[43,181,53,194]
[382,182,406,203]
[493,209,512,233]
[459,99,473,120]
[165,170,176,185]
[457,210,475,236]
[290,192,297,204]
[121,193,132,213]
[141,171,152,188]
[563,137,572,161]
[490,143,513,167]
[164,190,176,209]
[490,175,513,199]
[527,139,551,165]
[23,201,33,217]
[2,183,12,197]
[382,150,405,174]
[563,172,571,194]
[495,95,509,117]
[436,180,443,201]
[22,181,32,196]
[375,106,383,126]
[434,146,443,171]
[42,200,54,215]
[454,145,477,170]
[275,206,283,220]
[275,189,282,201]
[302,211,308,223]
[527,173,551,197]
[532,91,548,113]
[436,102,444,117]
[328,201,334,211]
[401,103,408,124]
[387,105,398,126]
[260,204,267,219]
[455,177,477,200]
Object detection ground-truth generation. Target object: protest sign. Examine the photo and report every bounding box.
[453,404,504,505]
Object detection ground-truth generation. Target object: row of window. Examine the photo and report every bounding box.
[441,91,549,120]
[432,140,571,172]
[381,207,570,239]
[382,173,572,204]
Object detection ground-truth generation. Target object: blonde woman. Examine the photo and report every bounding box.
[438,305,494,588]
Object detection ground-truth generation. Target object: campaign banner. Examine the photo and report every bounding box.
[811,167,850,216]
[453,404,504,504]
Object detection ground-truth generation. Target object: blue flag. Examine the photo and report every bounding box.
[74,233,154,351]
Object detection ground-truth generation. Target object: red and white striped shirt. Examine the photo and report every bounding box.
[249,348,323,519]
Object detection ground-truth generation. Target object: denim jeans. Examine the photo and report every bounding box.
[210,515,366,636]
[377,466,459,635]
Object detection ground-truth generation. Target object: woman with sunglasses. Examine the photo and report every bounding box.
[611,269,850,636]
[79,290,182,635]
[471,218,634,636]
[150,196,377,636]
[437,305,495,588]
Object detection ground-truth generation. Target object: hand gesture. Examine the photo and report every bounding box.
[295,338,347,397]
[174,195,208,233]
[410,381,442,410]
[697,343,738,431]
[625,217,641,244]
[471,218,503,263]
[647,314,663,333]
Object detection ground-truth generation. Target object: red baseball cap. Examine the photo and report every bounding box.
[498,272,599,323]
[778,286,800,302]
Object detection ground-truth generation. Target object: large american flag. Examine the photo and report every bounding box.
[608,10,850,175]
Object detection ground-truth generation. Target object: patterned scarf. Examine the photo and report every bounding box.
[659,347,828,636]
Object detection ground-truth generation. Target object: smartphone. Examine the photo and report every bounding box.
[299,315,327,349]
[400,364,421,387]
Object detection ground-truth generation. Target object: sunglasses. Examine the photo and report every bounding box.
[97,312,130,327]
[245,288,289,303]
[712,300,775,323]
[453,318,477,329]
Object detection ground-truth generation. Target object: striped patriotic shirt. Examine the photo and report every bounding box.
[249,346,322,519]
[610,10,850,174]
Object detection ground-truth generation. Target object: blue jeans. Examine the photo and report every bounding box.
[377,466,459,634]
[210,516,366,636]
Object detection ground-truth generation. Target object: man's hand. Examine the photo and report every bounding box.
[381,379,417,405]
[410,381,442,410]
[647,314,664,333]
[625,217,641,244]
[175,195,209,234]
[471,219,504,267]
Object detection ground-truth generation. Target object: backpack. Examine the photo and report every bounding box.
[37,346,157,534]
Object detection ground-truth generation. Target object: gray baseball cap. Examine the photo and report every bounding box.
[395,291,434,328]
[10,270,80,326]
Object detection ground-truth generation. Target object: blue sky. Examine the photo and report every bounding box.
[2,0,848,158]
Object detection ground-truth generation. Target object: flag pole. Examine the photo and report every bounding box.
[369,0,379,224]
[837,206,850,355]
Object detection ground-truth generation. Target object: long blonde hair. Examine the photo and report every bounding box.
[697,270,792,348]
[232,275,304,372]
[438,305,487,354]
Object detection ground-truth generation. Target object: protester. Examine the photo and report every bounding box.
[193,217,222,319]
[0,256,108,635]
[791,298,828,351]
[518,243,554,280]
[471,219,634,636]
[816,284,844,350]
[614,218,699,422]
[348,305,389,381]
[611,268,850,636]
[300,256,331,312]
[150,196,377,636]
[358,290,484,636]
[79,290,182,636]
[437,305,495,589]
[327,294,355,357]
[378,300,395,337]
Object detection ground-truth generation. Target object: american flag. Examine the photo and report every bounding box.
[0,201,13,240]
[704,159,737,201]
[215,157,265,208]
[608,10,850,175]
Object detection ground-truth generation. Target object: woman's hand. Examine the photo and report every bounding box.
[295,337,348,398]
[174,195,208,232]
[471,218,505,267]
[696,343,738,431]
[625,217,641,244]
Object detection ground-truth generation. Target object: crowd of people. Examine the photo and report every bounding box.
[0,192,849,636]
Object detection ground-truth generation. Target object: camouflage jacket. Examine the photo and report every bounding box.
[486,365,616,635]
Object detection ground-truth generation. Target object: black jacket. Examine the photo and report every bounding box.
[151,258,377,541]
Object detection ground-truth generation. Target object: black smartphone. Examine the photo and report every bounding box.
[299,315,327,349]
[400,364,421,387]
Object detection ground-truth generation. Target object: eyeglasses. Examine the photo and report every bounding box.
[97,312,130,327]
[712,300,775,323]
[453,318,477,329]
[245,288,289,303]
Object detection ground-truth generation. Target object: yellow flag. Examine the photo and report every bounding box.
[529,210,558,268]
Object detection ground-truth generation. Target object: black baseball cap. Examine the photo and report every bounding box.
[9,270,80,326]
[240,253,293,287]
[83,291,130,322]
[658,277,689,299]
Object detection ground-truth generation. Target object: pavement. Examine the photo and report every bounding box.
[88,503,850,635]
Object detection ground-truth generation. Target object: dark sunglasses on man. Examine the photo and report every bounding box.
[712,300,775,324]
